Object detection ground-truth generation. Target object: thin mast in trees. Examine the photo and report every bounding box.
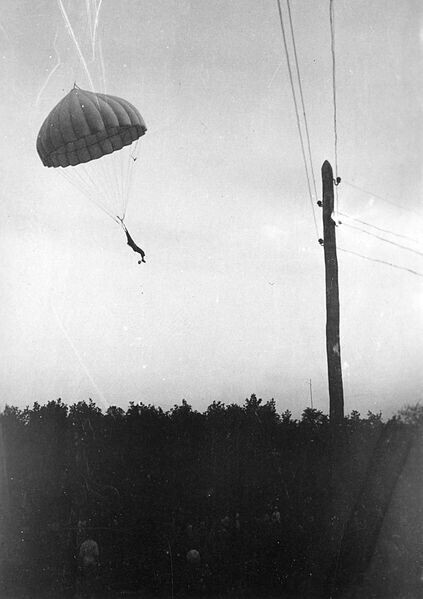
[320,160,344,423]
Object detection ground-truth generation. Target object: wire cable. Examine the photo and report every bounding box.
[35,33,61,108]
[91,0,104,61]
[338,211,422,246]
[340,222,423,258]
[57,0,96,92]
[343,180,423,221]
[329,0,339,215]
[338,247,423,279]
[276,0,319,240]
[286,0,318,203]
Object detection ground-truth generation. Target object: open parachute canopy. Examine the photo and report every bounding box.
[36,86,147,168]
[36,86,147,226]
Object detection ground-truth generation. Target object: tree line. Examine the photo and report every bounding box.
[0,396,422,597]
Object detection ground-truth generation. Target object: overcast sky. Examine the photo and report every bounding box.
[0,0,422,417]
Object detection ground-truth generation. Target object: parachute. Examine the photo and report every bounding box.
[36,86,146,168]
[37,85,147,260]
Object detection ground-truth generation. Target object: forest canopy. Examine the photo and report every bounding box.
[0,397,422,597]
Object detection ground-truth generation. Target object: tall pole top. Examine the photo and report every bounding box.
[322,160,333,176]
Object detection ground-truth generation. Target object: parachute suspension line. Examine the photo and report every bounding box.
[119,147,127,218]
[276,0,319,241]
[96,152,121,215]
[57,0,96,93]
[60,162,119,224]
[107,142,124,218]
[124,140,141,221]
[58,169,93,205]
[329,0,339,215]
[91,159,122,220]
[58,165,97,202]
[35,32,62,108]
[58,167,119,224]
[286,0,318,204]
[86,146,129,222]
[119,142,138,222]
[75,160,114,207]
[118,146,127,218]
[116,146,129,219]
[122,145,133,218]
[58,170,103,218]
[116,215,128,234]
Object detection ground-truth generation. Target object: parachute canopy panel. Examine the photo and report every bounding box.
[36,87,147,168]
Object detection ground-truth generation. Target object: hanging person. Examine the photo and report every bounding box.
[117,217,146,264]
[124,226,146,264]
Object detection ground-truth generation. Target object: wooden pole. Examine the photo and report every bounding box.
[321,160,344,423]
[309,379,313,409]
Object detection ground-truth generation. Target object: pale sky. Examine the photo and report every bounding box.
[0,0,422,416]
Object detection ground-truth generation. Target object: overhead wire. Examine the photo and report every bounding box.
[98,37,107,93]
[340,222,423,258]
[85,0,93,45]
[276,0,319,240]
[286,0,318,203]
[35,32,62,108]
[50,299,109,409]
[329,0,339,214]
[343,180,423,221]
[338,247,423,279]
[273,4,421,285]
[91,0,104,61]
[338,211,422,246]
[57,0,96,92]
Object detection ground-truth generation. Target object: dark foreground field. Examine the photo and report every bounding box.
[1,398,423,598]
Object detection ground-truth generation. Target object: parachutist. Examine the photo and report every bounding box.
[125,229,146,264]
[118,219,146,264]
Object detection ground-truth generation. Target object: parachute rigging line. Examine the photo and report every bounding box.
[276,0,319,241]
[122,139,141,221]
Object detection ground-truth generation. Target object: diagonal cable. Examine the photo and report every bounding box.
[276,0,319,240]
[286,0,318,203]
[338,247,423,279]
